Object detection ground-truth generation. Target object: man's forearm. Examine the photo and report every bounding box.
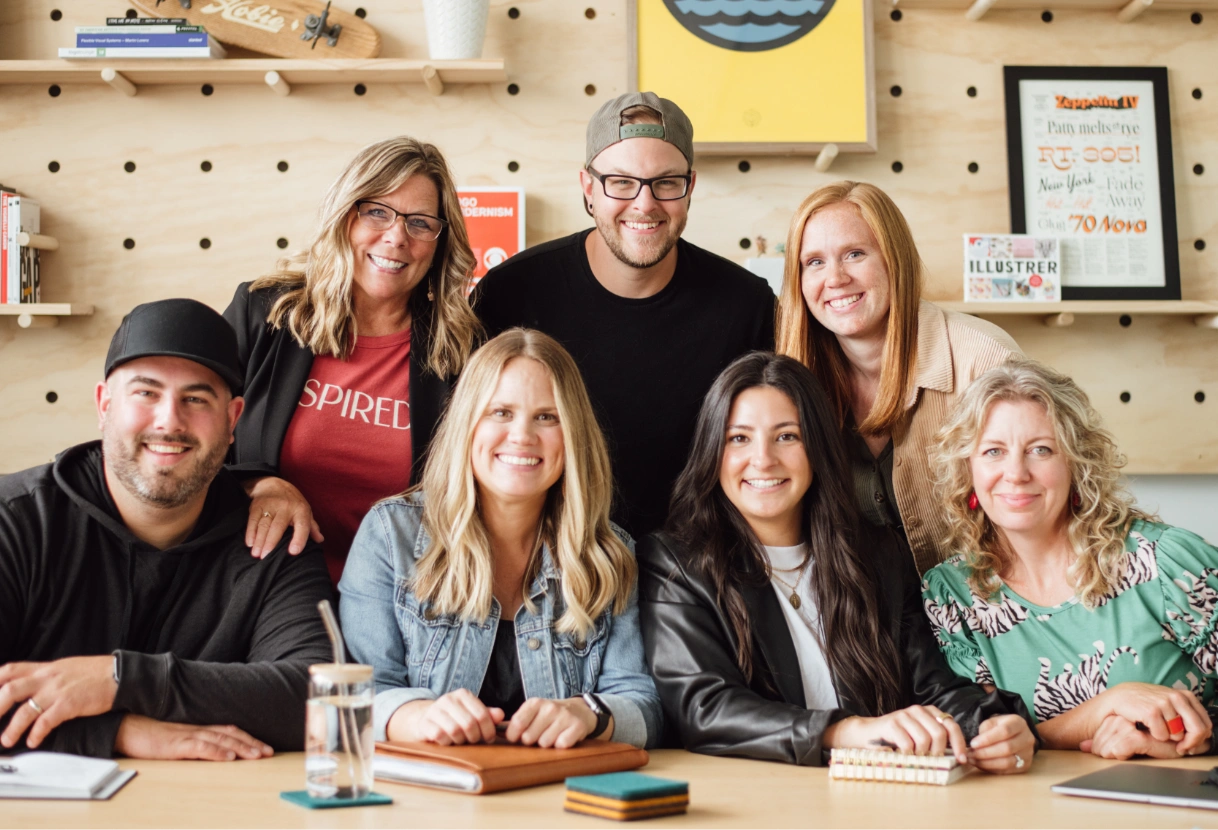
[113,652,313,750]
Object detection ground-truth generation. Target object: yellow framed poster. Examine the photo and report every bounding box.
[629,0,876,154]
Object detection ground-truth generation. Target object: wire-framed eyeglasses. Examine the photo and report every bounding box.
[354,200,447,241]
[587,168,692,201]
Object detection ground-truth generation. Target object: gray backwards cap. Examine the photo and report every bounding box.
[585,91,694,168]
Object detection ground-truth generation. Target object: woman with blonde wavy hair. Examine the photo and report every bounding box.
[922,357,1218,760]
[223,136,482,584]
[776,181,1019,574]
[339,328,661,749]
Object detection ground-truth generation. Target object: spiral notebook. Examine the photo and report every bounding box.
[828,748,967,786]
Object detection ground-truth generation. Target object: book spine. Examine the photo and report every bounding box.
[105,17,189,25]
[0,192,8,304]
[76,25,204,34]
[76,34,211,47]
[8,196,19,306]
[59,46,221,58]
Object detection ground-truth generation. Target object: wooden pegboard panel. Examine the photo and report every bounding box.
[0,0,1214,472]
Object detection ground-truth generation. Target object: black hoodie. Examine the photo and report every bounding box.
[0,441,334,758]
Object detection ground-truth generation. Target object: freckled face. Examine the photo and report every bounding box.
[718,386,812,545]
[799,202,892,343]
[970,399,1072,538]
[471,358,566,507]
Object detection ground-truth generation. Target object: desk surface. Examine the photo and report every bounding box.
[4,750,1218,828]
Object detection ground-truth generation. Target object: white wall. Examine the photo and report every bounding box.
[1129,476,1218,545]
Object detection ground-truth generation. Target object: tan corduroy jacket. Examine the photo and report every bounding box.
[893,301,1020,574]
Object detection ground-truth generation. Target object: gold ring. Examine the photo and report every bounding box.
[261,511,272,519]
[935,712,954,723]
[26,698,44,714]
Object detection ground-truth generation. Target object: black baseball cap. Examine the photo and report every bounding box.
[105,298,244,395]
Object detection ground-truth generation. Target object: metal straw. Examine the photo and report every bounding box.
[316,600,364,796]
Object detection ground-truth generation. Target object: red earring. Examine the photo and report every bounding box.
[968,491,980,510]
[1072,491,1082,508]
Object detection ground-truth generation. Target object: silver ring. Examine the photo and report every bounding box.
[1014,754,1025,769]
[26,698,44,714]
[261,511,272,519]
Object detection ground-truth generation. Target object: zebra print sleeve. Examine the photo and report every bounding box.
[920,563,987,684]
[1154,524,1218,676]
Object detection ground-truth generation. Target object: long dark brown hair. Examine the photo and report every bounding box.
[667,352,902,713]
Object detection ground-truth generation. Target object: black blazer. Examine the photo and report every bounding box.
[222,281,452,487]
[637,526,1036,765]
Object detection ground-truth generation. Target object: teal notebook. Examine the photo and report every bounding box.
[565,772,688,800]
[280,790,392,809]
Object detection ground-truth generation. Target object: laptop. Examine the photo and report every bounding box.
[1052,764,1218,811]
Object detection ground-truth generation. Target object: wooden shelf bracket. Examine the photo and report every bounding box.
[18,232,58,250]
[1117,0,1154,21]
[1043,312,1076,328]
[422,65,444,96]
[264,70,291,97]
[814,144,840,173]
[16,312,58,329]
[100,67,137,96]
[965,0,998,19]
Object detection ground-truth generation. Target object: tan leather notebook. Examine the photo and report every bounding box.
[373,740,649,794]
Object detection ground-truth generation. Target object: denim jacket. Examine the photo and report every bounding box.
[338,492,662,749]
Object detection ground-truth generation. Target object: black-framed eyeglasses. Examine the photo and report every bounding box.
[587,168,691,201]
[354,200,447,241]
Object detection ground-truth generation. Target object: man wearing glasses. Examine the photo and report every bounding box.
[473,92,775,538]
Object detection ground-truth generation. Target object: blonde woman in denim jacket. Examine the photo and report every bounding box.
[339,329,661,749]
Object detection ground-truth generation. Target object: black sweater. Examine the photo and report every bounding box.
[222,281,452,486]
[638,528,1037,764]
[0,442,334,758]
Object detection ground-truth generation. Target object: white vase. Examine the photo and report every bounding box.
[422,0,490,60]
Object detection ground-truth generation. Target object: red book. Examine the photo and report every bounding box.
[1,191,9,304]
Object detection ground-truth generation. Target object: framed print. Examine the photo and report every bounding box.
[1004,66,1180,300]
[629,0,876,154]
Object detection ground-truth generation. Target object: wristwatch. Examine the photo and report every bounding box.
[582,692,610,739]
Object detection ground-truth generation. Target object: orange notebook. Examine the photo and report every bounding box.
[372,740,649,795]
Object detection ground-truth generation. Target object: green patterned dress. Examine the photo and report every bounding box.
[921,520,1218,724]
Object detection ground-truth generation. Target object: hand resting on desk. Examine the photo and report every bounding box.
[115,714,274,761]
[389,688,612,749]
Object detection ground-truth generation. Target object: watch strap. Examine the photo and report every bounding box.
[582,692,610,739]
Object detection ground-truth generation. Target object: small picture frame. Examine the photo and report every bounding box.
[1003,66,1181,301]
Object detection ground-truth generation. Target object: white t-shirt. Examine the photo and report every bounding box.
[763,544,840,711]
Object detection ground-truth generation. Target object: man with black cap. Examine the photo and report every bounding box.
[473,92,775,538]
[0,299,333,759]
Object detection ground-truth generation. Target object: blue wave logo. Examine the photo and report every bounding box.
[664,0,835,51]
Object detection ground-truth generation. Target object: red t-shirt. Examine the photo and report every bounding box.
[279,329,412,584]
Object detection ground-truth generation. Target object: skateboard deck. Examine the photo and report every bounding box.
[130,0,381,59]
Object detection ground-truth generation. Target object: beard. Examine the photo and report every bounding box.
[102,425,227,509]
[593,209,686,269]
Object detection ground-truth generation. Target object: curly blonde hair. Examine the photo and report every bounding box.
[251,136,480,376]
[931,357,1153,608]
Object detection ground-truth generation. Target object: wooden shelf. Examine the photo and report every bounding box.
[0,303,94,329]
[0,59,507,93]
[941,300,1218,329]
[891,0,1215,21]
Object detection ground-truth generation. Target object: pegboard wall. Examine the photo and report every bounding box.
[0,0,1215,474]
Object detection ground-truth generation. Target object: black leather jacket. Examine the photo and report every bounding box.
[637,527,1037,765]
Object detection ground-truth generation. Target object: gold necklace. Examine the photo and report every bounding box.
[769,560,810,609]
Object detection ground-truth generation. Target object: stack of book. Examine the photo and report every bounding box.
[60,17,226,59]
[1,186,41,305]
[563,772,690,821]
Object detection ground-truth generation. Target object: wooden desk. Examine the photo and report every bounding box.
[4,750,1218,828]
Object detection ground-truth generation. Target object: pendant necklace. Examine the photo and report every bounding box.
[770,560,810,609]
